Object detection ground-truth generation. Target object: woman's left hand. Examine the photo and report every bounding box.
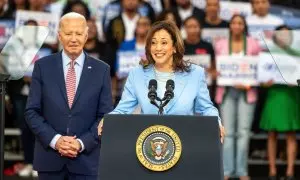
[219,125,225,144]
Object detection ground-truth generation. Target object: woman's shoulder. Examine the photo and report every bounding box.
[189,64,205,75]
[129,64,151,76]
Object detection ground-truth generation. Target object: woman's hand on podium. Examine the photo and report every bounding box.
[98,118,104,136]
[219,125,225,144]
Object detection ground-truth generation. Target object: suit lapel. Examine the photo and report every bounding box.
[165,71,188,113]
[144,65,155,90]
[72,54,91,108]
[56,52,68,106]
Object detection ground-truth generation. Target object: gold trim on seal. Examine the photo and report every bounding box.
[136,125,182,171]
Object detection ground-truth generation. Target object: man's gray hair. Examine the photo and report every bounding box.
[58,12,88,32]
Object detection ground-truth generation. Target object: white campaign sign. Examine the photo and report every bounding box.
[258,52,300,85]
[202,28,229,46]
[257,52,285,84]
[216,56,259,86]
[184,54,212,85]
[15,10,59,44]
[116,51,143,79]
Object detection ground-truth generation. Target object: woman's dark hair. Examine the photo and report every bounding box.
[140,20,190,72]
[229,14,248,36]
[273,25,293,46]
[8,0,30,12]
[24,19,38,26]
[156,10,182,29]
[62,0,91,20]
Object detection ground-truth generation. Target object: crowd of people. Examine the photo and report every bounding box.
[1,0,300,180]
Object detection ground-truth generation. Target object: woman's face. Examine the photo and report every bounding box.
[87,20,97,40]
[71,4,87,17]
[184,18,201,40]
[14,0,25,6]
[135,17,151,37]
[230,16,245,37]
[150,29,175,68]
[275,28,293,48]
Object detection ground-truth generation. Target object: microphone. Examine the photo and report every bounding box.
[148,79,159,109]
[148,79,157,101]
[159,80,175,114]
[163,79,175,101]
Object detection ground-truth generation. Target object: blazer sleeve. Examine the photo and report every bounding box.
[24,62,58,149]
[110,69,138,114]
[194,68,222,125]
[79,66,113,153]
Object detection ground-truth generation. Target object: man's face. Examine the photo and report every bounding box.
[122,0,139,12]
[58,18,88,59]
[252,0,270,17]
[205,0,220,18]
[0,0,7,9]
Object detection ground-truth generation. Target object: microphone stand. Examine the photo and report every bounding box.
[0,74,10,180]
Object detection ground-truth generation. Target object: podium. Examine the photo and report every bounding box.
[98,114,223,180]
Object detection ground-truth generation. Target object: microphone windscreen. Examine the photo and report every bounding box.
[149,79,157,89]
[166,79,175,89]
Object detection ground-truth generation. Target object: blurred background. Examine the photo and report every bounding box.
[1,0,300,179]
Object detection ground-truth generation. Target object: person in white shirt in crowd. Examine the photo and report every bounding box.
[171,0,205,27]
[246,0,283,29]
[102,0,155,33]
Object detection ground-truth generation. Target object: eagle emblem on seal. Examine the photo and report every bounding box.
[150,137,170,160]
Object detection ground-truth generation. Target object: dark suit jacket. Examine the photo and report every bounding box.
[25,52,113,175]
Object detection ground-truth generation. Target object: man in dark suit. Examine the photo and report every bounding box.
[25,12,113,180]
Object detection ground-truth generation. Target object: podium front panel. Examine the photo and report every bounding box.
[98,114,223,180]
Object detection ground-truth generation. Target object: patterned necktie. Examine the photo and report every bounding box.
[66,60,76,108]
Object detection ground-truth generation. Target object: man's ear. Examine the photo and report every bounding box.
[57,31,62,43]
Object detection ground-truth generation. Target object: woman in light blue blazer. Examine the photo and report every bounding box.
[99,20,224,140]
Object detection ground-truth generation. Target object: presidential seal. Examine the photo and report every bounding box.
[136,125,182,171]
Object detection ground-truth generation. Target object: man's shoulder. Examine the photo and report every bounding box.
[86,54,110,70]
[35,52,61,66]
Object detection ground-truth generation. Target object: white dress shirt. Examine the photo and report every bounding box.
[49,50,85,152]
[122,12,140,41]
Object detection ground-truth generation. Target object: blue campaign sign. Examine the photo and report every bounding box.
[0,20,15,49]
[270,5,300,29]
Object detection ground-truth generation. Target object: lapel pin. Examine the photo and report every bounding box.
[88,66,92,69]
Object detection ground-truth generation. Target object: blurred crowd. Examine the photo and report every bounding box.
[1,0,300,179]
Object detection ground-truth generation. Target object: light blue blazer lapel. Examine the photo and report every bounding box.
[143,65,155,90]
[165,71,188,113]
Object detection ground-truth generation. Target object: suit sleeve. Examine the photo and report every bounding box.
[194,68,222,125]
[110,69,138,114]
[79,66,113,153]
[25,62,58,149]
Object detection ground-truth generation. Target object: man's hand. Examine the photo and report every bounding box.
[55,136,81,158]
[98,119,104,136]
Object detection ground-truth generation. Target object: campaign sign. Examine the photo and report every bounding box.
[0,20,15,49]
[216,56,259,86]
[15,10,59,44]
